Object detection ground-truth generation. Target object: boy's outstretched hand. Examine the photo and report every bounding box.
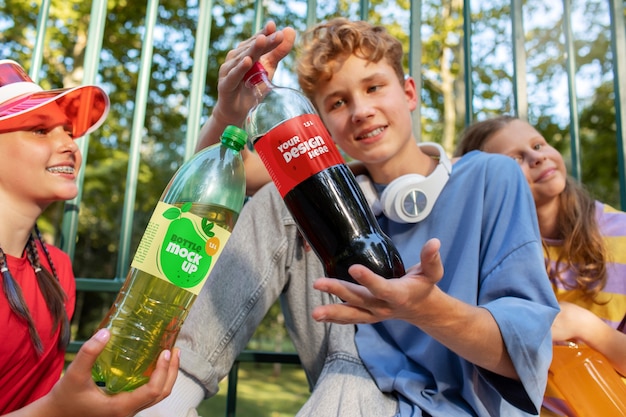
[7,329,179,417]
[312,238,444,325]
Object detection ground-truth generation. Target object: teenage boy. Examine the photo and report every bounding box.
[140,18,559,417]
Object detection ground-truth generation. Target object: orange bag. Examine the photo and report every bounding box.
[546,342,626,417]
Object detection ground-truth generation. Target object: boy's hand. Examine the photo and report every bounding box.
[311,238,443,324]
[211,21,297,129]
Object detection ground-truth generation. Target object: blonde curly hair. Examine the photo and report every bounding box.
[296,18,405,104]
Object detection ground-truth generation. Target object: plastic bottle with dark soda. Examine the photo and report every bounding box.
[244,62,405,283]
[91,125,248,393]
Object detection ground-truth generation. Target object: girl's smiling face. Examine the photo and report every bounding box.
[483,119,567,207]
[0,103,82,210]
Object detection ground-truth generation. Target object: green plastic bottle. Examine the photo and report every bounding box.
[92,125,248,394]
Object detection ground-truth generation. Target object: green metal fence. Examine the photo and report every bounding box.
[23,0,626,416]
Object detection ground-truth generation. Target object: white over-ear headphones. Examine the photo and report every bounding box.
[356,142,452,223]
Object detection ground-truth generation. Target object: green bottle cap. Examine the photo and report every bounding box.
[221,125,248,152]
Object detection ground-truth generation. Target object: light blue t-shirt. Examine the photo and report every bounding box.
[355,151,559,416]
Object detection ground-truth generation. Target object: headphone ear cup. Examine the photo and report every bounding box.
[356,175,382,215]
[380,174,428,223]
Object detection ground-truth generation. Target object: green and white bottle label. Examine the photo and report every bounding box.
[131,201,230,295]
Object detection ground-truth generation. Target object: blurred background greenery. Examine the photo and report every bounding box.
[197,362,309,417]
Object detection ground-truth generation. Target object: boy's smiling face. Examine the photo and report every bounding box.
[313,54,419,177]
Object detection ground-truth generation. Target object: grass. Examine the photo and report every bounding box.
[196,362,310,417]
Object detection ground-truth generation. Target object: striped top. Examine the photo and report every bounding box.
[542,201,626,417]
[547,201,626,329]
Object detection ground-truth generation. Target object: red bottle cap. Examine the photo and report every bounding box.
[244,62,268,86]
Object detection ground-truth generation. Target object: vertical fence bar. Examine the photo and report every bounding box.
[462,0,473,126]
[409,0,422,137]
[30,0,51,82]
[608,0,626,210]
[116,0,160,278]
[562,0,581,181]
[225,362,240,417]
[511,0,528,120]
[184,0,214,159]
[360,0,369,20]
[59,0,108,260]
[306,0,317,27]
[253,0,264,33]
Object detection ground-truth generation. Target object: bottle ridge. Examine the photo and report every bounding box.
[244,62,405,283]
[91,125,248,393]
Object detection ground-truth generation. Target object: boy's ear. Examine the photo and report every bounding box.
[403,76,419,111]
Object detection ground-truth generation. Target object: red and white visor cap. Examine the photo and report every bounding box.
[0,59,110,138]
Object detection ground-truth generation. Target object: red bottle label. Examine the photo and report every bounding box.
[254,114,345,197]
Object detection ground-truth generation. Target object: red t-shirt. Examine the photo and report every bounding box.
[0,242,76,413]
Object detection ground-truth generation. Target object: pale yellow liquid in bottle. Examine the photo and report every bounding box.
[92,203,238,393]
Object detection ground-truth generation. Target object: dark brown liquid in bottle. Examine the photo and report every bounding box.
[283,165,406,283]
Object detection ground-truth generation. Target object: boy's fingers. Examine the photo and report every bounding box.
[420,238,443,283]
[269,27,296,63]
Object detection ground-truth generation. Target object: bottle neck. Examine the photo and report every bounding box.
[220,125,248,152]
[246,71,273,102]
[221,138,244,152]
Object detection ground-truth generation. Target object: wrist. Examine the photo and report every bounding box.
[11,392,59,417]
[211,103,245,131]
